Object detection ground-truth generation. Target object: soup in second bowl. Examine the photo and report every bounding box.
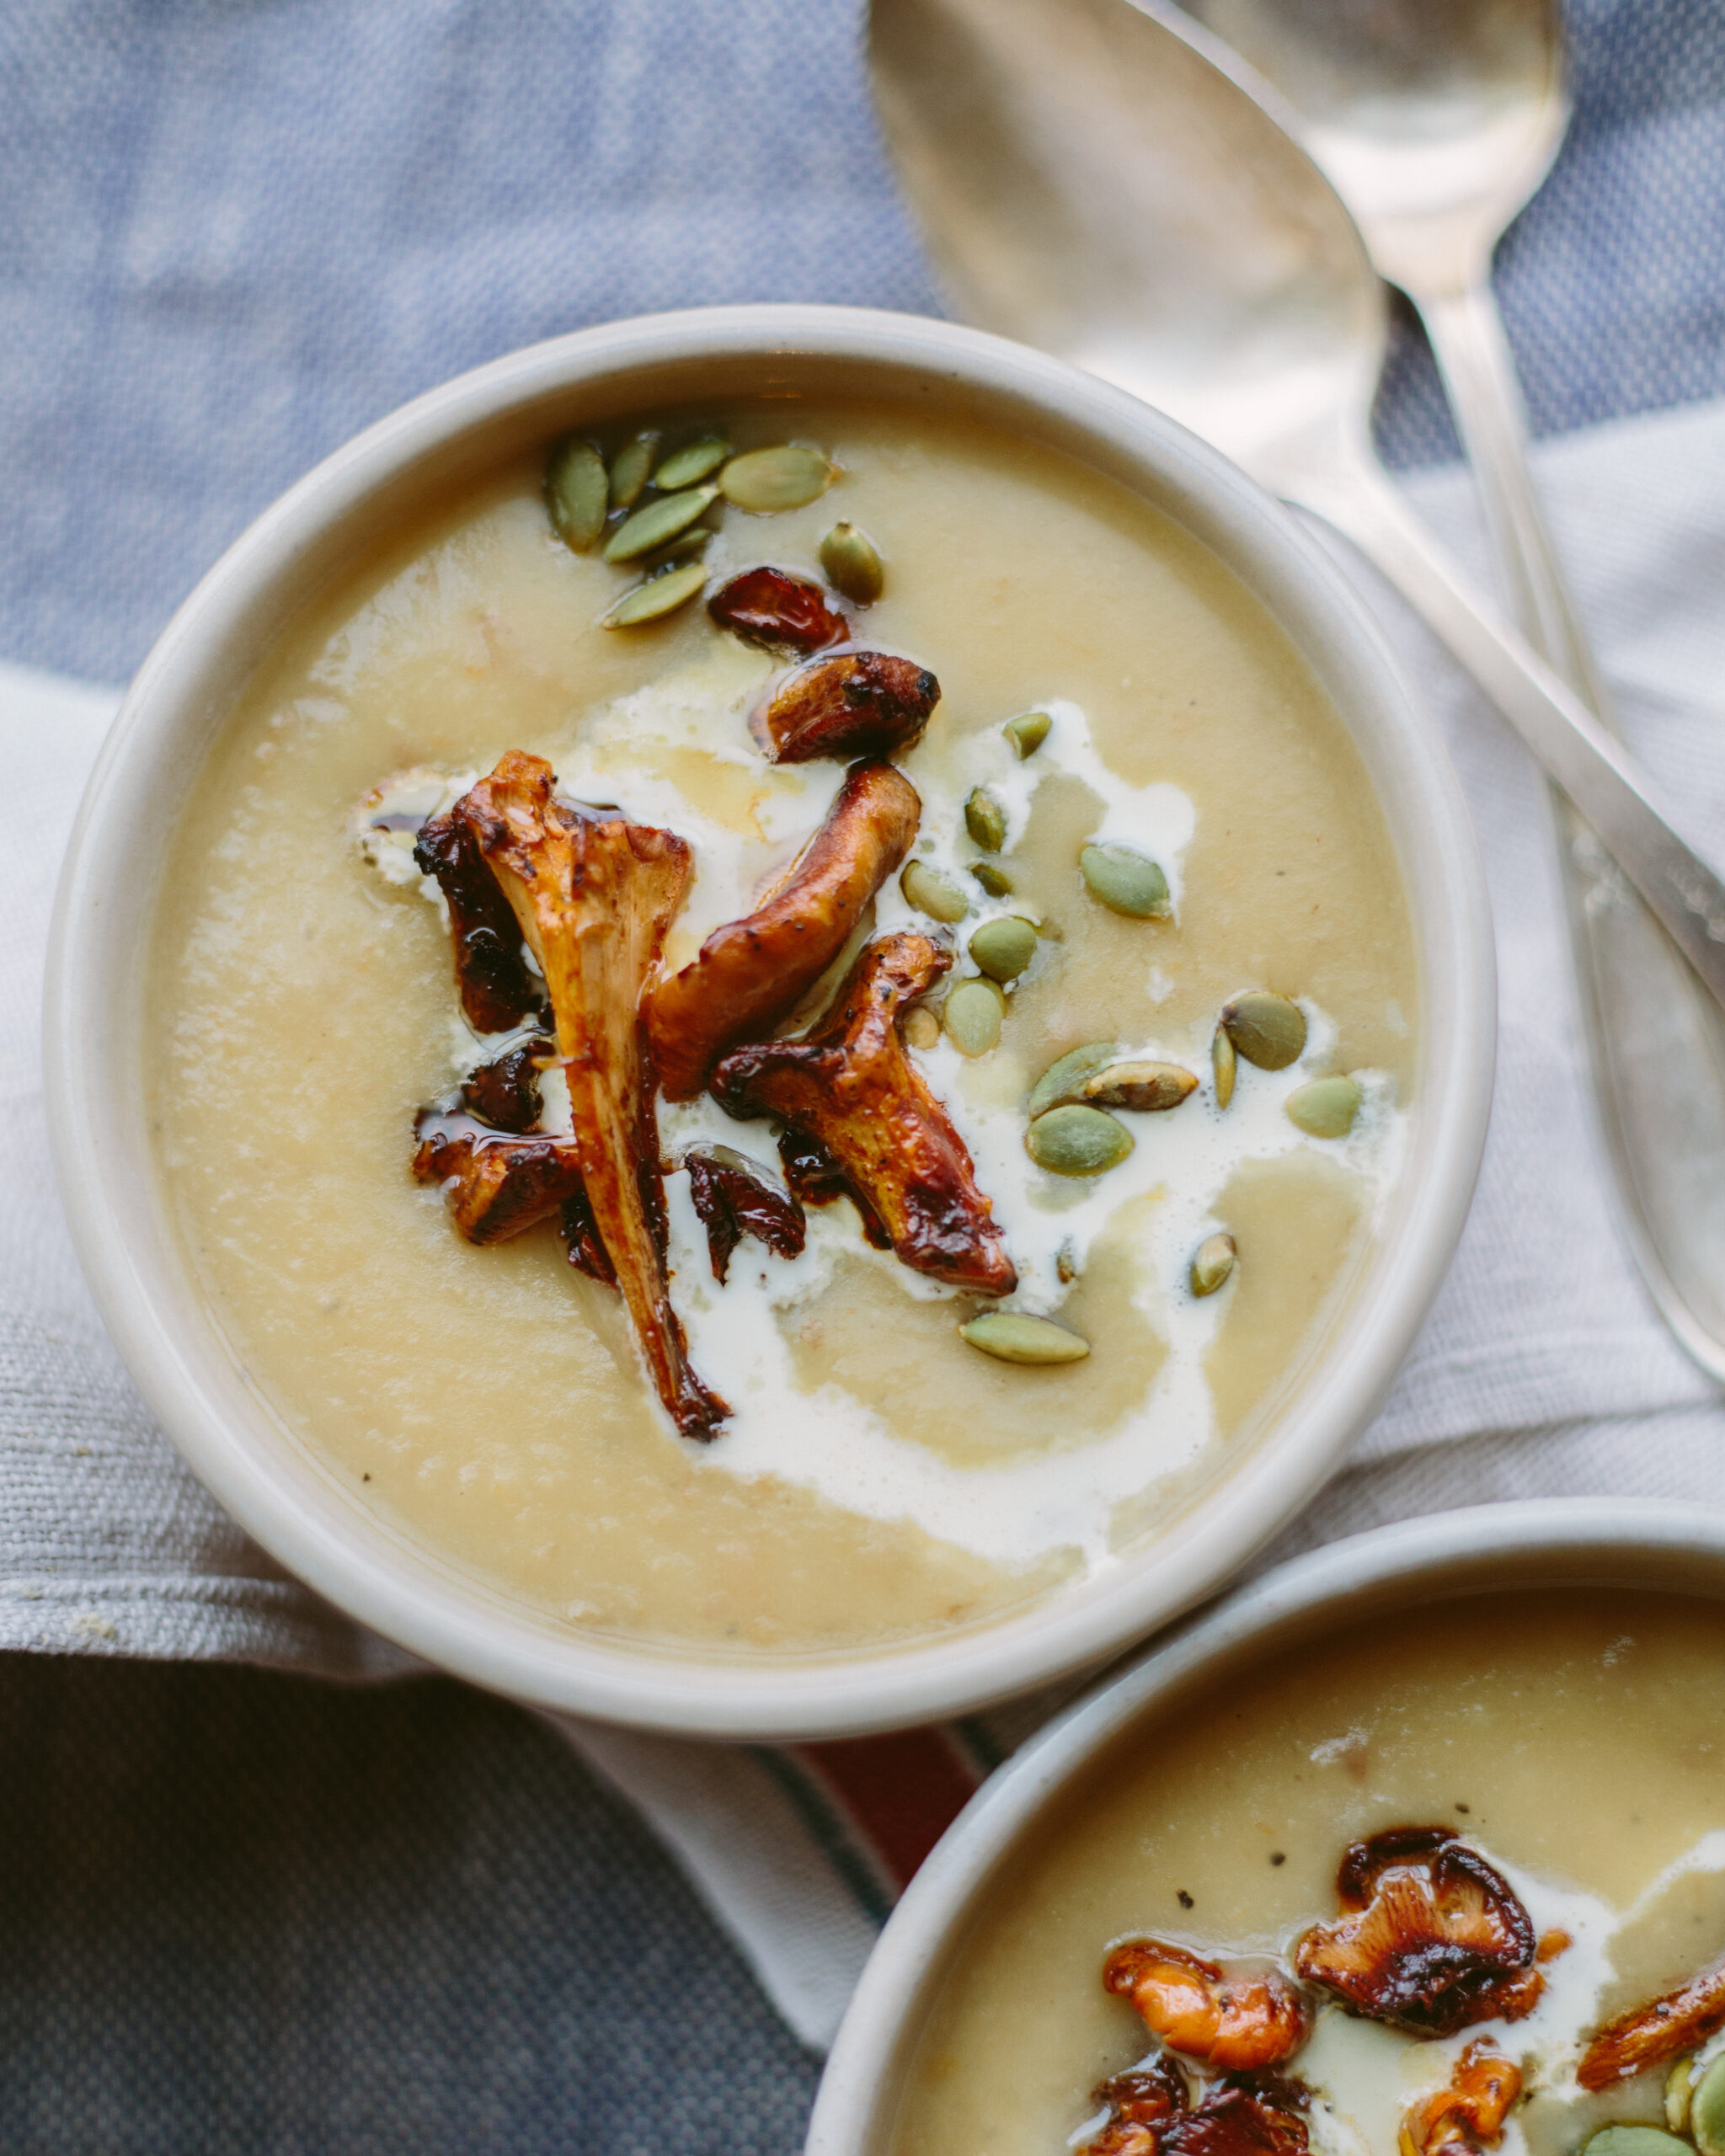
[895,1590,1725,2156]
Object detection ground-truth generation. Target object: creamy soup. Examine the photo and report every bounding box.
[145,398,1417,1656]
[894,1592,1725,2156]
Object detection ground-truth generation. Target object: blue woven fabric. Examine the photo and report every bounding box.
[3,0,1725,682]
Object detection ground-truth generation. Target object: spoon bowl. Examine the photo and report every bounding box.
[868,0,1725,1029]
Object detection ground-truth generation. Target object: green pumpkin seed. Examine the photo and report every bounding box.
[1026,1104,1134,1177]
[1080,1060,1198,1113]
[1667,2060,1697,2135]
[545,437,608,552]
[604,484,719,563]
[1079,841,1170,919]
[820,521,884,604]
[1584,2132,1696,2156]
[902,1004,941,1050]
[652,435,729,490]
[1028,1041,1119,1119]
[969,862,1012,899]
[900,860,970,924]
[1213,1024,1237,1108]
[720,444,831,514]
[641,526,715,572]
[1004,710,1051,759]
[603,559,708,629]
[1190,1231,1236,1297]
[1285,1075,1361,1139]
[969,916,1038,982]
[1221,991,1306,1070]
[1690,2056,1725,2156]
[944,977,1005,1057]
[965,787,1007,851]
[960,1310,1091,1365]
[608,430,660,510]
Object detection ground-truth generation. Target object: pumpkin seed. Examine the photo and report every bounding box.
[969,862,1012,898]
[1026,1103,1134,1177]
[1667,2060,1697,2135]
[944,977,1005,1057]
[1213,1024,1237,1108]
[900,861,970,924]
[604,484,719,563]
[1583,2132,1695,2156]
[960,1310,1091,1365]
[1004,710,1051,759]
[608,430,660,510]
[1285,1075,1360,1139]
[641,526,715,572]
[1190,1231,1236,1297]
[820,521,884,604]
[1079,841,1170,918]
[902,1004,941,1050]
[653,435,729,490]
[545,437,608,552]
[1028,1041,1119,1119]
[965,787,1007,851]
[1690,2056,1725,2156]
[720,444,831,514]
[969,916,1038,982]
[602,559,708,628]
[1221,990,1306,1070]
[1080,1059,1198,1113]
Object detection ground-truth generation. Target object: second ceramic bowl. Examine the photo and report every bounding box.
[807,1498,1725,2156]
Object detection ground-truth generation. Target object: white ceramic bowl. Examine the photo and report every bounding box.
[45,303,1493,1740]
[806,1497,1725,2156]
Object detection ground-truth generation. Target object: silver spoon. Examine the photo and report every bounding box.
[866,0,1725,1033]
[1171,2,1725,1380]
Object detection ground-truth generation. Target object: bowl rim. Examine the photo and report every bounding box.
[43,301,1494,1739]
[805,1495,1725,2156]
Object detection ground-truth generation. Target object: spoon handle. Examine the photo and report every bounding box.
[1295,441,1725,1024]
[1422,275,1725,1376]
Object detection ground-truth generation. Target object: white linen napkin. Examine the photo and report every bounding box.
[7,392,1725,2048]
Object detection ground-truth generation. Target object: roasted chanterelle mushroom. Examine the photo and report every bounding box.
[417,750,728,1438]
[1103,1939,1310,2073]
[645,758,920,1100]
[712,931,1017,1297]
[1294,1828,1541,2036]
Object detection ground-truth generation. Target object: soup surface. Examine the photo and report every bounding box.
[894,1590,1725,2156]
[145,398,1417,1655]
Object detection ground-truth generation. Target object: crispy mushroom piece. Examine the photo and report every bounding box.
[413,1108,587,1246]
[1294,1828,1540,2037]
[1103,1940,1310,2073]
[777,1125,892,1248]
[1402,2042,1522,2156]
[761,650,939,763]
[1577,1956,1725,2091]
[712,931,1017,1295]
[684,1144,806,1283]
[558,1184,616,1286]
[646,760,921,1100]
[452,750,728,1438]
[1083,2057,1189,2156]
[461,1035,553,1134]
[414,804,542,1034]
[1162,2081,1311,2156]
[708,565,849,654]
